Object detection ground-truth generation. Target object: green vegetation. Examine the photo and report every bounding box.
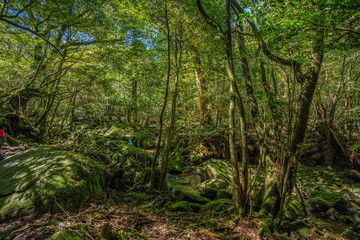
[0,0,359,239]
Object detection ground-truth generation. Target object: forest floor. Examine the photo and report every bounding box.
[1,142,359,240]
[0,191,260,240]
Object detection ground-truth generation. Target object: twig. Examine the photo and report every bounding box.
[54,200,95,240]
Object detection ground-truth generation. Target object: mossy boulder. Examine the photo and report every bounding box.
[189,203,203,213]
[167,201,193,212]
[103,126,124,138]
[189,152,202,165]
[0,146,104,221]
[216,189,233,199]
[201,199,233,212]
[50,230,84,240]
[175,189,209,204]
[196,159,232,183]
[199,179,228,191]
[339,188,360,205]
[200,187,218,200]
[308,188,347,212]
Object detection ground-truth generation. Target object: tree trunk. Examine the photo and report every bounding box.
[189,44,211,126]
[150,0,171,189]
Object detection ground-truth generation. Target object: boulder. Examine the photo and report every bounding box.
[200,199,233,212]
[199,179,228,192]
[339,188,360,205]
[103,126,124,138]
[200,187,218,200]
[196,159,232,183]
[0,146,104,221]
[167,201,193,212]
[216,189,233,199]
[308,188,347,212]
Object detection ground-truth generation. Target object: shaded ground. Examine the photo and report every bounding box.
[0,192,260,240]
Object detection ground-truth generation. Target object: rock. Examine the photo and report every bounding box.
[217,189,233,199]
[167,201,193,212]
[196,159,232,183]
[308,188,347,212]
[176,189,209,204]
[200,187,218,200]
[201,199,233,212]
[339,188,360,205]
[50,230,84,240]
[0,146,104,221]
[103,126,123,138]
[189,152,202,165]
[199,179,228,192]
[189,203,203,213]
[100,222,112,240]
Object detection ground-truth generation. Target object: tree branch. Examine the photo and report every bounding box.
[231,0,304,83]
[296,17,360,37]
[0,17,63,56]
[195,0,225,38]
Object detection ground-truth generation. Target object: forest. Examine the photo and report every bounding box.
[0,0,359,239]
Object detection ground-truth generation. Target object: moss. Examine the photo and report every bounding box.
[200,199,233,212]
[283,195,306,220]
[258,180,279,217]
[308,189,347,212]
[258,220,273,238]
[196,159,232,183]
[176,189,210,204]
[0,146,104,221]
[199,179,228,191]
[167,201,193,212]
[189,203,203,213]
[216,189,233,199]
[100,222,112,240]
[200,187,218,200]
[50,230,84,240]
[168,152,184,173]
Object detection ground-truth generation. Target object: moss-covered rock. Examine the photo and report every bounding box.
[167,201,193,212]
[216,189,233,199]
[103,126,124,138]
[199,179,228,191]
[50,230,84,240]
[176,189,210,204]
[196,159,232,183]
[308,189,347,212]
[189,203,203,213]
[189,152,202,165]
[339,188,360,205]
[0,146,104,221]
[200,187,218,200]
[200,199,233,212]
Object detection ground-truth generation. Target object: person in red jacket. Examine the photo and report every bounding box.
[0,126,4,146]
